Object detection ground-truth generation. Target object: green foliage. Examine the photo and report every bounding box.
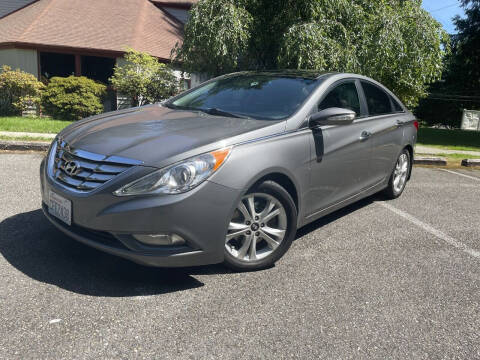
[110,49,180,106]
[173,0,252,74]
[174,0,448,108]
[415,0,480,128]
[0,65,44,116]
[451,0,480,95]
[42,76,106,121]
[415,95,464,129]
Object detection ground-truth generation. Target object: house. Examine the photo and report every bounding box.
[0,0,198,110]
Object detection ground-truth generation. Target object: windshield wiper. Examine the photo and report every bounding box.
[165,104,251,119]
[200,108,251,119]
[164,103,196,111]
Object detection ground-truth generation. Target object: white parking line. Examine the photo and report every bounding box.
[439,169,480,182]
[379,202,480,259]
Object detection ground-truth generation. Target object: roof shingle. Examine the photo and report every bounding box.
[0,0,184,60]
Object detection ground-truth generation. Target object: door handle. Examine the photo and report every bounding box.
[359,130,371,140]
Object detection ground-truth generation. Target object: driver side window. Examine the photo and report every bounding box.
[318,82,360,116]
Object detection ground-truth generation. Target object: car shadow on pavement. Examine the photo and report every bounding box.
[295,194,377,240]
[0,209,221,297]
[1,195,378,297]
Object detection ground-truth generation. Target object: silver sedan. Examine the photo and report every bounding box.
[40,71,417,271]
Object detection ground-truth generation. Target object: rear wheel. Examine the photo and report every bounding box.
[224,181,297,271]
[383,148,411,199]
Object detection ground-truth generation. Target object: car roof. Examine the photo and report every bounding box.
[230,70,338,80]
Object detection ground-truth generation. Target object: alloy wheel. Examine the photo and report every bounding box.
[393,153,409,193]
[225,193,287,261]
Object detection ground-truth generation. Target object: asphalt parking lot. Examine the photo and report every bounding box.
[0,152,479,359]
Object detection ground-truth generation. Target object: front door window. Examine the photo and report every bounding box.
[318,82,361,116]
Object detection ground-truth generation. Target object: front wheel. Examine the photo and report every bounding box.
[383,149,411,199]
[223,181,297,271]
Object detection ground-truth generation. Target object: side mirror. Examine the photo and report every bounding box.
[309,107,356,128]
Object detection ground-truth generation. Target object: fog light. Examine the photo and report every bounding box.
[133,233,186,246]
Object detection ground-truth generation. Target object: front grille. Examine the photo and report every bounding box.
[49,139,142,192]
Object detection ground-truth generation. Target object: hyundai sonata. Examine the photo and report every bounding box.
[40,71,417,271]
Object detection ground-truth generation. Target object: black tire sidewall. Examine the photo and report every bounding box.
[223,180,298,271]
[385,149,411,199]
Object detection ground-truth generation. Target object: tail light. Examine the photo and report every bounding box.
[413,120,419,131]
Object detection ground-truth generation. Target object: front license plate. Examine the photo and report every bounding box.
[48,191,72,225]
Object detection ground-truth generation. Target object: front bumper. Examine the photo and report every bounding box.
[40,159,241,267]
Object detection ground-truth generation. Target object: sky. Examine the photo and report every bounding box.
[422,0,465,34]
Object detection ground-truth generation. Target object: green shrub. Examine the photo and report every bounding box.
[110,49,180,107]
[42,76,106,120]
[0,65,44,116]
[415,95,480,129]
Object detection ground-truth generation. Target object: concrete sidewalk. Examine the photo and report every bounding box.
[416,144,480,156]
[0,131,56,139]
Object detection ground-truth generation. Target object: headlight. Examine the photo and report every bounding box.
[46,138,58,178]
[114,147,232,196]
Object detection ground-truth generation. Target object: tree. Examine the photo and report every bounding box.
[450,0,480,97]
[415,0,480,128]
[42,76,106,120]
[173,0,449,107]
[0,65,44,116]
[110,49,180,107]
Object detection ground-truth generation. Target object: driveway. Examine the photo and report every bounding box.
[0,153,479,359]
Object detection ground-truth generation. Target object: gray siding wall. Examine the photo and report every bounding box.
[191,73,210,88]
[0,48,38,77]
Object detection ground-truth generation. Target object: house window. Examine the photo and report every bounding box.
[81,56,115,84]
[40,52,115,84]
[39,52,75,79]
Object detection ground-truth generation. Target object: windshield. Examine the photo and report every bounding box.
[168,74,321,120]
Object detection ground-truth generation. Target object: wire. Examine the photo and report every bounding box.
[429,94,480,99]
[427,97,480,102]
[430,3,460,12]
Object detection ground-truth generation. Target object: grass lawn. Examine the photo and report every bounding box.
[417,127,480,152]
[0,116,72,134]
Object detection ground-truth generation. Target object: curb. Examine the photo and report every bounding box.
[461,159,480,167]
[414,156,447,166]
[0,140,50,152]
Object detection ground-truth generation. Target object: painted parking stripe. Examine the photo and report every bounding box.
[439,169,480,182]
[379,202,480,259]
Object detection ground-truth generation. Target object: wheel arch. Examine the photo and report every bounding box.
[248,172,299,212]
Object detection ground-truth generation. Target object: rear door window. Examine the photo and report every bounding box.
[390,96,404,112]
[361,81,393,116]
[318,81,361,116]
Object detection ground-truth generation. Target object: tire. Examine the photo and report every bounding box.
[383,148,411,199]
[223,181,297,271]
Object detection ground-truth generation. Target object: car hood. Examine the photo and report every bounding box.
[59,104,284,167]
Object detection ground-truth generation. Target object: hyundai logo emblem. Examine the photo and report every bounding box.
[64,161,80,176]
